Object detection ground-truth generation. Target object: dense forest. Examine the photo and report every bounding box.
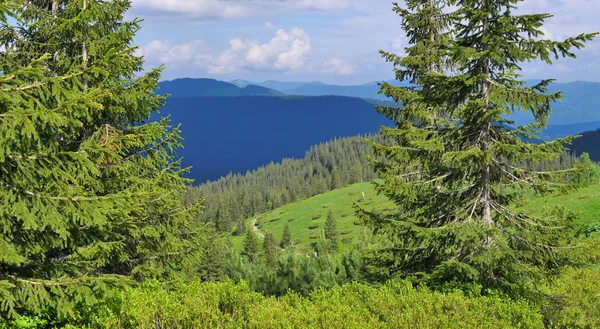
[186,135,382,233]
[1,0,600,328]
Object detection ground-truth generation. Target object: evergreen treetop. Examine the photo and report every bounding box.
[325,210,338,252]
[281,223,292,249]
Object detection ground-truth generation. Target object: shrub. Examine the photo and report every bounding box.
[312,214,321,220]
[83,280,544,328]
[308,224,319,230]
[540,267,600,328]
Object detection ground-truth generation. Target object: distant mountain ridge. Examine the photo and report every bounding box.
[172,77,600,127]
[273,79,600,126]
[158,78,284,98]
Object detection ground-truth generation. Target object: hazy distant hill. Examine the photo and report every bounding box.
[230,79,308,91]
[539,121,600,140]
[158,78,284,98]
[155,96,392,183]
[227,78,600,126]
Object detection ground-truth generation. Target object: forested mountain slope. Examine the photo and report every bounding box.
[185,135,383,233]
[570,129,600,161]
[156,96,392,183]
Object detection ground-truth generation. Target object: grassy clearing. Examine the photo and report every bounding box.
[515,183,600,227]
[227,182,394,253]
[227,182,600,254]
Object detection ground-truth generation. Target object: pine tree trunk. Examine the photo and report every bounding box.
[82,0,88,88]
[481,13,493,228]
[52,0,59,69]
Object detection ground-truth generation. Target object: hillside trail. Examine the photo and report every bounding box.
[251,218,264,238]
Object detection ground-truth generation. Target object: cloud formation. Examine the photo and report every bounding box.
[133,0,600,83]
[319,57,354,75]
[138,27,313,75]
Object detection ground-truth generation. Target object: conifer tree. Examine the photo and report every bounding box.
[573,153,600,184]
[281,223,292,249]
[360,0,598,293]
[0,0,205,320]
[242,227,260,264]
[325,210,338,252]
[262,231,278,271]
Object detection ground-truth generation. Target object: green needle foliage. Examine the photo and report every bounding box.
[242,228,260,264]
[262,231,278,271]
[359,0,598,295]
[0,0,205,321]
[280,224,291,249]
[325,210,338,252]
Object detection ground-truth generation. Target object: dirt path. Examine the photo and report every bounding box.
[251,218,264,238]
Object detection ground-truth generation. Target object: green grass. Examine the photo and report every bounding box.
[227,182,394,253]
[515,183,600,227]
[227,182,600,254]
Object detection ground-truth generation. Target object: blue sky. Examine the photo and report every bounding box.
[129,0,600,85]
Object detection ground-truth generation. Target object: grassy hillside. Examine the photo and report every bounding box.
[515,183,600,227]
[228,182,600,253]
[228,182,394,252]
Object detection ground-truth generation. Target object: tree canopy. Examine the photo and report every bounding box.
[0,0,205,320]
[360,0,598,294]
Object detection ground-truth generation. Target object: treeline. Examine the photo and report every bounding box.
[186,135,385,233]
[187,141,586,235]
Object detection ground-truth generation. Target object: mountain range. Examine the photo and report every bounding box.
[158,78,284,98]
[155,96,391,183]
[154,78,600,183]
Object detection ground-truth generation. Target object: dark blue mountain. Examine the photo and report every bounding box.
[158,78,283,98]
[156,96,392,183]
[569,129,600,161]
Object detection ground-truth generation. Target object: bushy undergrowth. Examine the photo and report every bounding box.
[85,280,544,329]
[2,266,600,328]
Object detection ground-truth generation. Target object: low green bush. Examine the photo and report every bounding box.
[540,267,600,328]
[84,280,544,329]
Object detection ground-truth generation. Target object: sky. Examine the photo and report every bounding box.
[129,0,600,85]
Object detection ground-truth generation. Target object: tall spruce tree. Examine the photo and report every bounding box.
[359,0,598,294]
[325,210,338,252]
[0,0,205,320]
[262,231,278,271]
[280,223,292,249]
[242,227,260,264]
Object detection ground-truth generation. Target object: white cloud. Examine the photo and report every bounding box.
[264,22,274,29]
[139,27,312,75]
[137,40,213,68]
[210,28,312,73]
[320,57,354,74]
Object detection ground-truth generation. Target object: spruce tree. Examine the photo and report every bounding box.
[280,223,292,249]
[262,231,278,271]
[325,210,338,252]
[242,227,260,264]
[360,0,598,294]
[0,0,205,320]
